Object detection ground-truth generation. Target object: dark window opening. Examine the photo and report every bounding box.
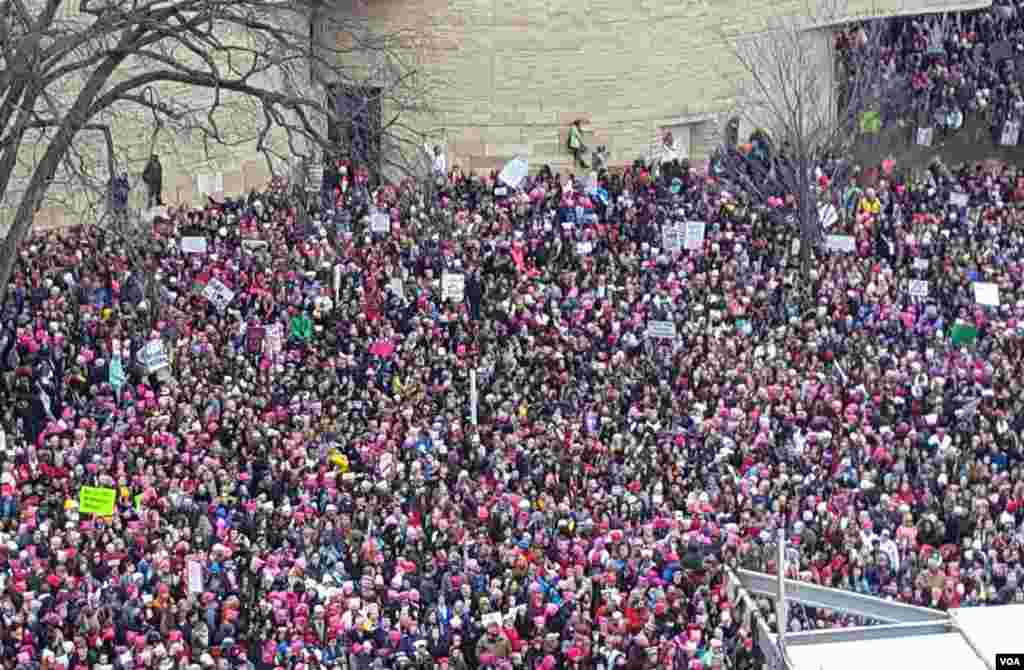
[327,84,382,186]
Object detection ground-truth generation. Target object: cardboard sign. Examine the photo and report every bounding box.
[442,272,465,302]
[646,320,677,339]
[825,235,856,253]
[202,278,236,311]
[1001,120,1020,147]
[181,237,208,254]
[915,127,933,147]
[79,487,116,516]
[908,280,929,297]
[974,282,1000,306]
[684,221,706,251]
[498,157,529,189]
[950,192,969,208]
[370,212,390,233]
[187,560,204,594]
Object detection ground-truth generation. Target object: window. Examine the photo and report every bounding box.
[327,85,382,185]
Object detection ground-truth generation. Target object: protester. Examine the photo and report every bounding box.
[2,131,1024,670]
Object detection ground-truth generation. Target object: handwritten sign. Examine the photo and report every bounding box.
[181,237,208,254]
[974,282,1000,306]
[825,235,856,253]
[915,127,933,147]
[202,278,236,311]
[684,222,706,251]
[370,212,390,233]
[949,191,969,208]
[908,280,929,298]
[913,258,929,271]
[576,241,593,255]
[662,223,683,252]
[646,320,677,339]
[138,339,170,374]
[187,560,204,594]
[1001,120,1021,147]
[442,272,465,302]
[79,487,116,516]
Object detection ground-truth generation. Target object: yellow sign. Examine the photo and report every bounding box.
[79,486,117,516]
[328,450,349,473]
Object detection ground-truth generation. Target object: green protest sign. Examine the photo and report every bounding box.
[951,322,977,346]
[79,486,116,516]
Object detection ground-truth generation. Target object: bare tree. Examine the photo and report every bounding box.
[0,0,435,300]
[715,0,891,277]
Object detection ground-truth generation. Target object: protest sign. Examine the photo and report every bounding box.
[442,272,465,302]
[662,223,683,252]
[202,278,236,311]
[818,203,838,229]
[646,320,677,339]
[181,237,208,254]
[79,486,116,516]
[908,280,929,298]
[684,221,706,251]
[138,339,170,374]
[187,560,204,594]
[915,127,933,147]
[974,282,1000,306]
[497,157,529,189]
[576,241,593,255]
[241,239,269,252]
[1001,120,1021,147]
[195,173,224,196]
[388,277,404,299]
[494,186,508,197]
[370,212,390,233]
[913,258,929,270]
[949,191,969,208]
[825,235,856,253]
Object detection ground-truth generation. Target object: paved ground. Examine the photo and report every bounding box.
[850,115,1024,177]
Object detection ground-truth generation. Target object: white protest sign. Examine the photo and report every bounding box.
[915,127,933,146]
[646,320,677,339]
[442,272,465,302]
[662,223,683,252]
[494,186,508,197]
[825,235,856,253]
[181,237,208,254]
[576,241,593,255]
[497,157,529,189]
[388,277,404,299]
[913,258,929,270]
[139,339,170,374]
[1001,120,1021,146]
[974,282,1000,306]
[195,173,224,196]
[684,221,706,251]
[202,278,236,311]
[370,212,390,233]
[187,560,203,594]
[241,239,269,253]
[950,191,969,208]
[908,280,929,298]
[818,203,838,230]
[265,324,283,355]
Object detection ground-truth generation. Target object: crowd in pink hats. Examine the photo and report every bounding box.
[0,146,1023,670]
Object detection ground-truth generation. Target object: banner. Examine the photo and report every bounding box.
[825,235,856,253]
[202,278,236,311]
[646,320,677,339]
[79,486,116,516]
[181,237,208,254]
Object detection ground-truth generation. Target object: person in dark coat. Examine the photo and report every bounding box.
[142,154,163,208]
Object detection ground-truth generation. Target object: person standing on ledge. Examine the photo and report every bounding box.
[568,118,589,168]
[142,153,163,208]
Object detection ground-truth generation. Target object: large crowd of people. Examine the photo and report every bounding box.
[3,9,1024,670]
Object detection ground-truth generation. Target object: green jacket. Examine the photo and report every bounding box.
[290,313,313,341]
